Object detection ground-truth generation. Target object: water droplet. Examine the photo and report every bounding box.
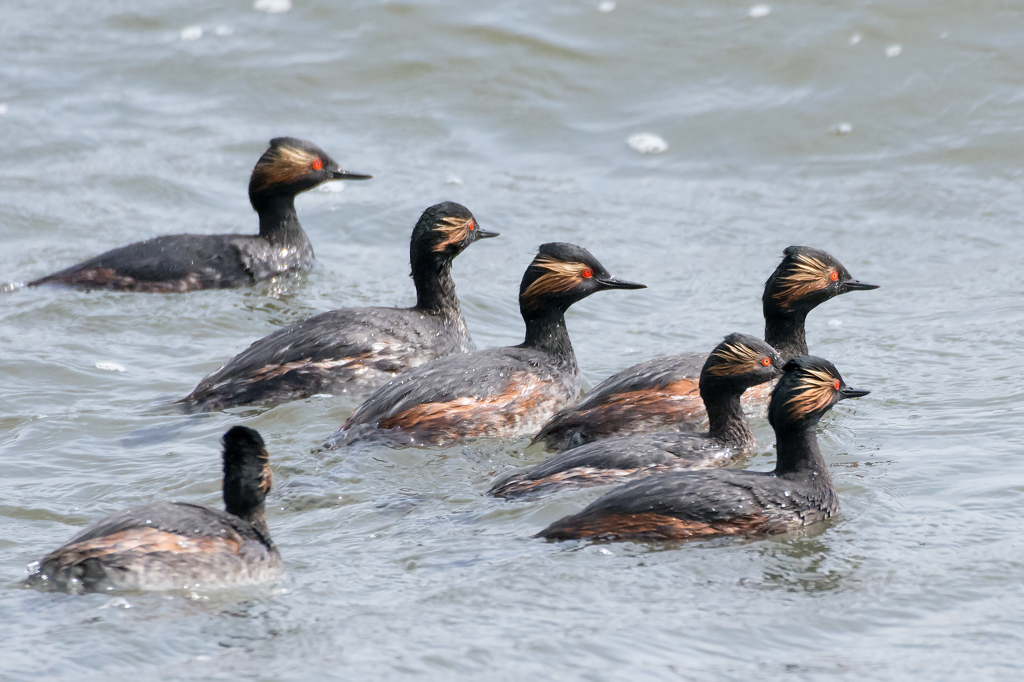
[627,133,668,154]
[96,361,126,372]
[254,0,291,13]
[784,490,791,497]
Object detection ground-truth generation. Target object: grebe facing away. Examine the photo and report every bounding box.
[322,243,646,449]
[531,246,878,450]
[537,355,869,542]
[28,138,370,292]
[27,427,281,593]
[489,334,782,500]
[181,202,497,411]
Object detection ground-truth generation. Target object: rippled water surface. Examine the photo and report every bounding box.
[2,0,1023,679]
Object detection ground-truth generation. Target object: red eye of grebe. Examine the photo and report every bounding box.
[581,267,594,279]
[761,357,771,366]
[833,379,841,390]
[312,159,324,171]
[468,220,475,231]
[829,271,839,282]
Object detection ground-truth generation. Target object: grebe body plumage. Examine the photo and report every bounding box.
[322,243,645,449]
[27,427,281,593]
[490,334,783,499]
[182,203,496,411]
[531,246,877,450]
[537,356,869,542]
[28,138,370,292]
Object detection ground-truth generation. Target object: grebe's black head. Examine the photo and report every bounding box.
[700,333,784,393]
[248,137,371,209]
[768,355,869,430]
[222,426,272,521]
[763,246,878,318]
[410,202,498,263]
[518,242,646,318]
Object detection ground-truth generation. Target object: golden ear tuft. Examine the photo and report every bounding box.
[522,256,592,302]
[258,455,273,495]
[773,253,833,308]
[251,145,320,192]
[432,215,475,252]
[784,366,839,419]
[706,342,764,376]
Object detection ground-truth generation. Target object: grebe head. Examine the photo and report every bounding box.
[411,202,499,262]
[768,355,869,430]
[763,246,879,318]
[518,242,646,317]
[700,333,784,392]
[248,137,371,208]
[221,426,273,520]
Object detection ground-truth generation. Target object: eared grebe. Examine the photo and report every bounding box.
[27,427,281,593]
[489,334,782,499]
[28,138,370,292]
[181,202,497,411]
[531,246,877,450]
[321,242,646,449]
[537,355,869,542]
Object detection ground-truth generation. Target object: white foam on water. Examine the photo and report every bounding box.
[446,175,463,185]
[96,361,127,372]
[255,0,292,13]
[886,44,902,57]
[318,182,345,193]
[180,25,203,41]
[0,103,9,116]
[849,33,862,46]
[598,1,616,13]
[748,4,771,18]
[832,122,853,135]
[627,133,668,154]
[215,25,234,36]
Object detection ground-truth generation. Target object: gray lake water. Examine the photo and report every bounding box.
[2,0,1023,679]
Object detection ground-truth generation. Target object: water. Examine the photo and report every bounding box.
[2,0,1023,679]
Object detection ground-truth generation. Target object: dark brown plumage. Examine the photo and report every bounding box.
[27,427,281,593]
[537,355,869,542]
[531,246,878,450]
[28,138,370,292]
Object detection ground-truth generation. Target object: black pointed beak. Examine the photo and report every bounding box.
[839,386,870,399]
[596,276,647,290]
[842,279,879,292]
[330,168,373,180]
[474,228,500,240]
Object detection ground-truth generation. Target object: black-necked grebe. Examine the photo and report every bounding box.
[531,246,877,450]
[537,355,869,542]
[489,334,782,499]
[28,138,370,292]
[27,427,281,593]
[181,202,497,411]
[322,242,646,448]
